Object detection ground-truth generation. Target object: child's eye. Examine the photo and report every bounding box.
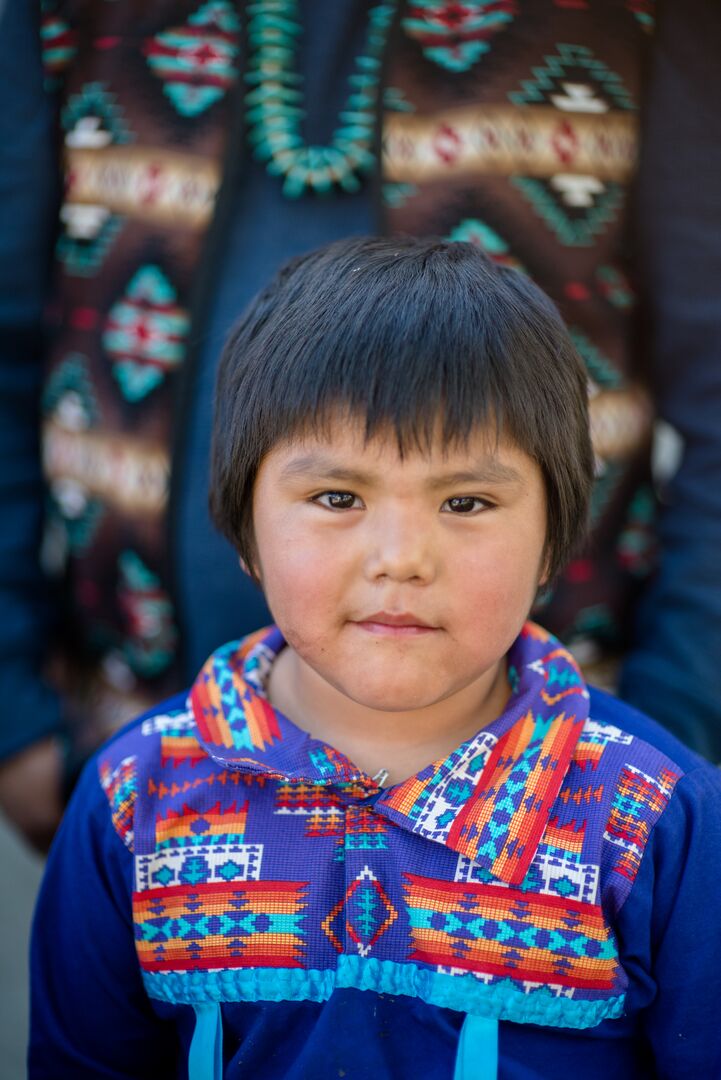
[313,491,362,511]
[441,496,491,514]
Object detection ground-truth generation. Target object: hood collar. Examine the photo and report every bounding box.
[190,622,588,886]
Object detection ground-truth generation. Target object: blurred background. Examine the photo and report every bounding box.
[0,821,43,1080]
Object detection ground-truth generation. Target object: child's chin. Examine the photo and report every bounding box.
[347,680,442,714]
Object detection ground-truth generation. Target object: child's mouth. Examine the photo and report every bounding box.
[352,612,439,637]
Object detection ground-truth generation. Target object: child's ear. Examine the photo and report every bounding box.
[537,550,551,589]
[239,554,263,585]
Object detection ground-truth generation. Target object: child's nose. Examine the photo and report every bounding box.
[363,509,436,584]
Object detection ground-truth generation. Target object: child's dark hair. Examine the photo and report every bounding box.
[210,236,593,581]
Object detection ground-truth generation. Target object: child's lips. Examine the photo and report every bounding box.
[352,612,439,637]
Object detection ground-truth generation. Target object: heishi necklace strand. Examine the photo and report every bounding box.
[244,0,397,197]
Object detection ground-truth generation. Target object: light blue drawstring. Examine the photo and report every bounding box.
[454,1014,499,1080]
[188,1002,223,1080]
[188,1001,496,1079]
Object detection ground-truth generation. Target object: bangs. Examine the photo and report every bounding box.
[219,237,566,455]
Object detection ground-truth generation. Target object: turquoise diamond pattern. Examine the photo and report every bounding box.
[410,906,616,961]
[117,550,177,677]
[509,44,635,112]
[511,177,624,248]
[137,908,302,942]
[507,46,634,246]
[345,867,398,957]
[57,213,125,278]
[103,265,189,402]
[208,662,255,752]
[42,354,105,553]
[62,80,134,144]
[545,661,584,693]
[152,865,175,887]
[553,875,576,898]
[217,860,246,881]
[145,0,241,118]
[59,83,133,275]
[466,713,553,867]
[403,1,517,74]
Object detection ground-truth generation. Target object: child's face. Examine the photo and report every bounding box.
[251,415,548,716]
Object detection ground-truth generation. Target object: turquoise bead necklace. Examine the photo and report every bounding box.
[245,1,397,198]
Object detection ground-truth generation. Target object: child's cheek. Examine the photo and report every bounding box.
[262,542,341,634]
[456,534,544,627]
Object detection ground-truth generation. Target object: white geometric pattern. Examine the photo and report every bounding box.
[454,847,599,904]
[580,718,633,746]
[135,842,263,891]
[141,709,195,736]
[410,729,498,842]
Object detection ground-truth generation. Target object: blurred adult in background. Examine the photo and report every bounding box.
[1,0,720,849]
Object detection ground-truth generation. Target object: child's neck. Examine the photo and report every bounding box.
[266,646,510,787]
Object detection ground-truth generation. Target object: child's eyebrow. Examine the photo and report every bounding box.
[425,464,525,489]
[278,454,524,488]
[278,454,372,485]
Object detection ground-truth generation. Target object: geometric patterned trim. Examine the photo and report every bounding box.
[191,648,282,753]
[508,44,635,111]
[322,866,398,958]
[42,423,169,516]
[63,145,220,228]
[383,106,636,184]
[103,265,189,403]
[144,0,241,118]
[133,880,308,972]
[403,874,619,990]
[445,706,586,884]
[402,1,516,74]
[135,841,263,892]
[40,2,77,91]
[155,800,249,848]
[510,177,624,247]
[604,764,679,884]
[99,754,138,850]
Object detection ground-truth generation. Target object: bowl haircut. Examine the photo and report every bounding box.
[210,236,594,583]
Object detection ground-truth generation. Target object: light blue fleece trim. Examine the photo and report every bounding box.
[143,956,625,1030]
[454,1015,498,1080]
[188,1003,223,1080]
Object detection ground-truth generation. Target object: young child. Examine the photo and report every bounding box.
[30,238,721,1079]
